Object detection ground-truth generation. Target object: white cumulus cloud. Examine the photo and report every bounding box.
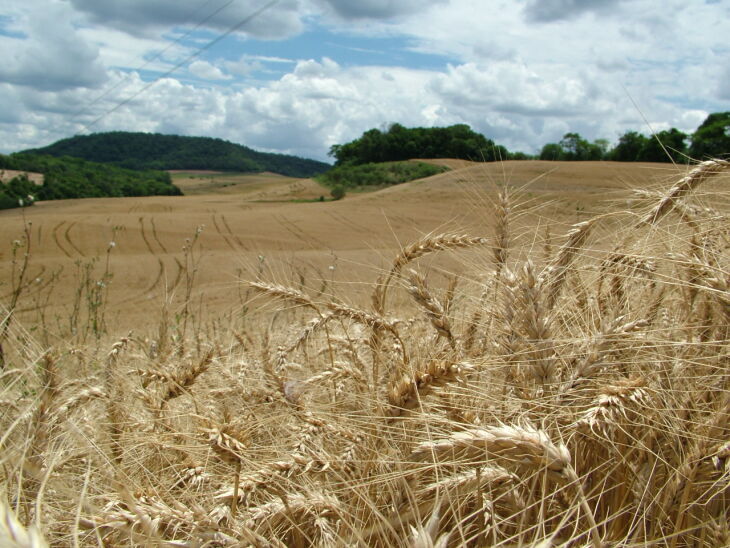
[189,60,232,81]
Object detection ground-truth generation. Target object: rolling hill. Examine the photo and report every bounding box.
[23,131,331,178]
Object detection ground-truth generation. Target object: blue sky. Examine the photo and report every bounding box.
[1,0,729,161]
[168,24,452,85]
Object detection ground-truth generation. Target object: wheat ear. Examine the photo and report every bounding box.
[540,218,597,309]
[642,159,730,225]
[405,269,456,349]
[373,233,488,314]
[249,281,336,368]
[492,187,511,276]
[410,424,571,478]
[388,360,474,417]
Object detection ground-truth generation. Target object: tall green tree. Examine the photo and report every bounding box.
[638,128,688,163]
[610,131,648,161]
[540,133,606,161]
[539,143,563,160]
[689,112,730,159]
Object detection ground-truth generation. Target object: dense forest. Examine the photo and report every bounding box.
[329,124,508,165]
[0,154,180,210]
[331,112,730,165]
[24,132,331,177]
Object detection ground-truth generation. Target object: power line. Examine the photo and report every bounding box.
[78,0,280,135]
[70,0,240,125]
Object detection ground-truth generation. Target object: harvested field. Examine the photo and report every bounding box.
[0,161,681,332]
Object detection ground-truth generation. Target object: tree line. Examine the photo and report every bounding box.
[0,154,181,210]
[329,112,730,166]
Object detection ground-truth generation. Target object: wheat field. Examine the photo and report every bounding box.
[1,159,728,547]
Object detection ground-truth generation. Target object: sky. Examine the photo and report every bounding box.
[1,0,728,162]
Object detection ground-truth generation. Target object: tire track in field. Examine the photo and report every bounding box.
[211,214,237,251]
[274,214,308,245]
[122,256,183,309]
[325,210,370,234]
[172,257,184,291]
[51,221,73,258]
[149,218,168,254]
[145,257,165,293]
[275,214,327,248]
[220,214,247,250]
[138,217,158,256]
[64,222,86,257]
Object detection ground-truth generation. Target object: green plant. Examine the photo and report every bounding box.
[330,184,345,200]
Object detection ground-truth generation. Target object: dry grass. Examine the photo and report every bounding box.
[1,159,728,546]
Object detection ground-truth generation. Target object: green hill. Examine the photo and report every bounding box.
[23,132,330,177]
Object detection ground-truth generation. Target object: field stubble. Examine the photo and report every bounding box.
[0,160,729,546]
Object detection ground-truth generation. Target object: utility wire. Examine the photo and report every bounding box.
[70,0,239,125]
[78,0,279,135]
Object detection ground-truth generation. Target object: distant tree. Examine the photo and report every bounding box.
[689,111,730,159]
[638,128,688,163]
[593,138,610,158]
[610,131,648,161]
[559,133,605,160]
[559,133,584,160]
[539,143,564,160]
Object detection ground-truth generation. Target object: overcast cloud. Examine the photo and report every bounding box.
[0,0,728,160]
